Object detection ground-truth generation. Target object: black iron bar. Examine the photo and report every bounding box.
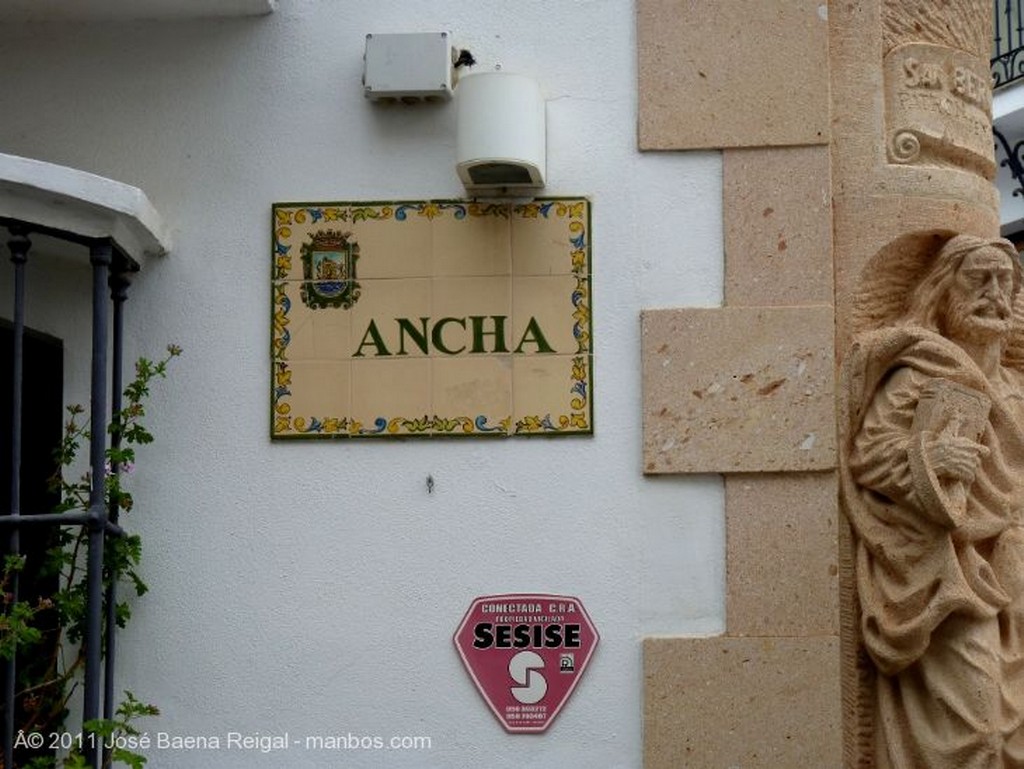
[1011,0,1019,49]
[996,1,1002,54]
[102,270,129,763]
[5,229,29,769]
[83,241,112,769]
[1008,0,1014,55]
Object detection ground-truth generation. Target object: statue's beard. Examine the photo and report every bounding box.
[944,293,1014,344]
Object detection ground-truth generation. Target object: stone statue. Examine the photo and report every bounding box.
[842,233,1024,768]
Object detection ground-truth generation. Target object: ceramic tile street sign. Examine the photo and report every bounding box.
[453,594,599,733]
[271,199,592,438]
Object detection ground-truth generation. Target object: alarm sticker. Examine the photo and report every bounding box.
[453,594,599,733]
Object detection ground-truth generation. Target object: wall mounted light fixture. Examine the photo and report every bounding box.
[455,71,546,193]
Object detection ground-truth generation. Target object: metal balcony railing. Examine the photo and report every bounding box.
[993,0,1024,88]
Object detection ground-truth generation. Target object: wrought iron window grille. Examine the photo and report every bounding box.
[3,221,139,769]
[993,0,1024,88]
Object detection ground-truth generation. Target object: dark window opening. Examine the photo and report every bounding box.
[0,320,62,766]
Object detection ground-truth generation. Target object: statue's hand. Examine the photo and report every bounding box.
[923,431,990,484]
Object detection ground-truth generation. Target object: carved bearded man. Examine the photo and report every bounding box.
[844,234,1024,769]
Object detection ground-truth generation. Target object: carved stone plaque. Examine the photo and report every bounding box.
[883,42,994,179]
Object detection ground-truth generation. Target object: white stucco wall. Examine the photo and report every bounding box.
[0,2,724,767]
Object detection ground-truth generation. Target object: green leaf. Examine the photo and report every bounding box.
[111,747,147,768]
[83,717,116,738]
[25,757,57,769]
[4,554,25,573]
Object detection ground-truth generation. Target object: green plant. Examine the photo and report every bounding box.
[0,556,49,660]
[58,692,159,769]
[1,344,180,768]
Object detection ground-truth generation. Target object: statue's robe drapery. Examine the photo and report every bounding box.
[842,325,1024,769]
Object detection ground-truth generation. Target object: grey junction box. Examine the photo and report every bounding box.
[363,32,455,102]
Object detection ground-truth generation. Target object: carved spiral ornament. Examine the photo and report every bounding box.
[891,131,921,163]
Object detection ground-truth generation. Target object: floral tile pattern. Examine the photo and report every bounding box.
[271,198,592,438]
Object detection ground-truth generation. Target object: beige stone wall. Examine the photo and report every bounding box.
[638,3,840,766]
[639,1,998,767]
[637,0,829,150]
